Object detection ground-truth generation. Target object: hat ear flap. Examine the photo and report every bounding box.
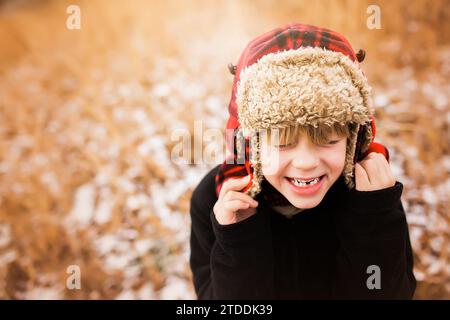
[354,123,374,163]
[343,122,373,189]
[354,124,365,163]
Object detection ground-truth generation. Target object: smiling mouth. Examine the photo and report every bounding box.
[286,175,325,187]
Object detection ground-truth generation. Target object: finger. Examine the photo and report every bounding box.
[223,200,250,213]
[373,153,395,187]
[365,152,378,159]
[375,153,391,175]
[219,175,251,200]
[359,158,380,184]
[225,190,259,207]
[355,162,370,190]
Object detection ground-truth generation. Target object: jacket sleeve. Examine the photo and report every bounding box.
[189,167,274,299]
[332,181,416,299]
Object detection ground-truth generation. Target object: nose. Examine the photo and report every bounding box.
[291,142,320,170]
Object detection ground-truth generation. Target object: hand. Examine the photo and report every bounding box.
[355,152,396,191]
[213,175,259,225]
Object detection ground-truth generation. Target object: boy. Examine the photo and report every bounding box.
[189,23,416,299]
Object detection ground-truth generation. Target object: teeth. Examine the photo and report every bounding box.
[289,177,321,187]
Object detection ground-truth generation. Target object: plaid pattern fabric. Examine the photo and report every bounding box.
[215,22,388,201]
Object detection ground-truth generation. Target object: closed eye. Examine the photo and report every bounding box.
[274,142,296,149]
[318,139,341,147]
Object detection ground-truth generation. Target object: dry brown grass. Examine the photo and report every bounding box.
[0,0,448,299]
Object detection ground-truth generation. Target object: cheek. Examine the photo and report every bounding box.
[322,143,347,172]
[260,144,287,177]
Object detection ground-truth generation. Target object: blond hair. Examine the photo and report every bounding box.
[262,123,350,147]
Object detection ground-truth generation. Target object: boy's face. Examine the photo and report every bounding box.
[260,130,347,209]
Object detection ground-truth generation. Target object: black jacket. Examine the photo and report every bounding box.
[189,165,416,299]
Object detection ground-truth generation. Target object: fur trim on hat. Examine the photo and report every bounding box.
[235,47,374,196]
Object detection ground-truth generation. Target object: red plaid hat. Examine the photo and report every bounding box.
[215,22,389,202]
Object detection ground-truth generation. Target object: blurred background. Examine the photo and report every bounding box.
[0,0,448,299]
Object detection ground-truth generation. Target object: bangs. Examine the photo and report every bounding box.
[263,123,350,146]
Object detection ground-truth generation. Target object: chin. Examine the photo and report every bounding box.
[286,194,324,209]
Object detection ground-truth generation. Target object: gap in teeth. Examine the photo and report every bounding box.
[289,176,321,186]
